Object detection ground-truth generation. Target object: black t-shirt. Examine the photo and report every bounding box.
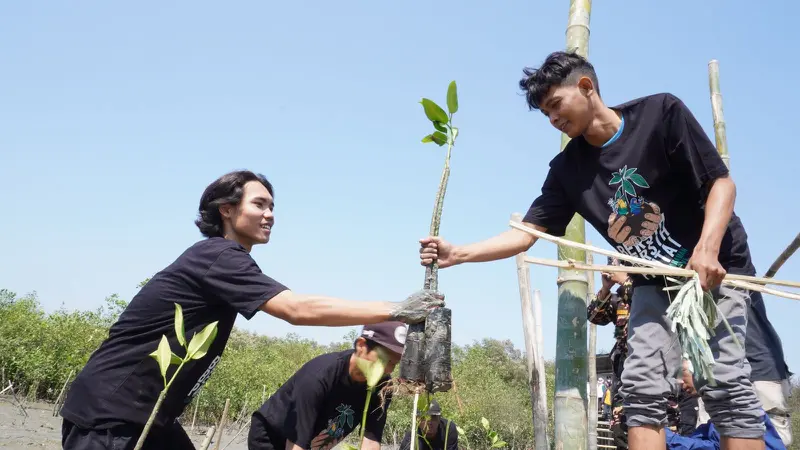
[399,418,458,450]
[524,93,756,286]
[61,237,289,429]
[254,349,392,449]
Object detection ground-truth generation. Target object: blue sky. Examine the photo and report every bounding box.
[2,1,798,373]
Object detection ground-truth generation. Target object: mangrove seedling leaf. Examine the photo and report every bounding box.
[492,440,508,448]
[446,81,458,114]
[174,303,186,348]
[339,445,358,450]
[422,134,434,144]
[149,335,173,384]
[187,321,219,360]
[456,426,466,435]
[433,121,447,133]
[355,346,390,387]
[171,352,182,365]
[421,98,448,124]
[431,131,447,146]
[451,127,459,140]
[481,417,490,431]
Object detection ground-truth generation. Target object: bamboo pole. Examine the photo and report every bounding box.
[511,221,800,290]
[554,1,593,448]
[708,60,730,169]
[191,389,201,431]
[764,232,800,278]
[533,289,548,434]
[586,249,598,450]
[512,213,549,450]
[52,369,74,417]
[200,426,216,450]
[213,398,230,450]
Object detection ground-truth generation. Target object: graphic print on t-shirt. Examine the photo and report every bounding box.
[309,403,356,450]
[605,165,690,275]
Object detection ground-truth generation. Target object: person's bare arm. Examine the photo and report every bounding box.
[686,175,736,289]
[260,290,444,326]
[359,437,382,450]
[285,441,303,450]
[420,223,542,268]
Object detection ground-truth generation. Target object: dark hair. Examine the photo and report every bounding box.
[519,51,600,110]
[195,170,274,238]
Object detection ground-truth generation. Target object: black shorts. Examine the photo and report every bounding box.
[247,413,285,450]
[62,418,195,450]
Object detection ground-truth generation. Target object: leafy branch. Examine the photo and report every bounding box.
[341,347,391,450]
[133,304,219,450]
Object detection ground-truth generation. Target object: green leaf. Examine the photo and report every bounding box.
[614,187,623,200]
[149,335,173,384]
[609,173,623,185]
[624,167,637,178]
[456,426,466,435]
[433,121,447,133]
[171,352,182,365]
[187,321,219,360]
[446,81,458,114]
[422,135,434,144]
[492,440,508,448]
[340,445,358,450]
[491,433,498,442]
[355,346,390,387]
[481,417,490,431]
[174,303,186,348]
[451,127,459,140]
[629,173,650,188]
[431,131,447,146]
[623,179,636,197]
[421,98,448,124]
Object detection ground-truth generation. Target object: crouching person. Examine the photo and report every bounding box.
[248,322,407,450]
[399,400,458,450]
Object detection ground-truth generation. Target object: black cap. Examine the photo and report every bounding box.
[424,399,441,416]
[360,322,408,355]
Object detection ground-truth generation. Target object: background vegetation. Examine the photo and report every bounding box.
[0,288,796,449]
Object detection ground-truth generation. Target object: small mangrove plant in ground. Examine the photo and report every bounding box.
[133,304,219,450]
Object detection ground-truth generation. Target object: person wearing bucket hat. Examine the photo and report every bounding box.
[248,322,409,450]
[399,399,459,450]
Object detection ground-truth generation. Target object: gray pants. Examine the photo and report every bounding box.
[619,284,765,439]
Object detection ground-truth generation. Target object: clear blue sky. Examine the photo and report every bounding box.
[2,1,798,373]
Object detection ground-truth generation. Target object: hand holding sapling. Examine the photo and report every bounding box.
[686,248,726,291]
[389,290,445,323]
[419,236,458,268]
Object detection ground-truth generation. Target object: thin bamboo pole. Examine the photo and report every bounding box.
[708,60,730,169]
[586,249,598,450]
[554,1,593,447]
[213,398,230,450]
[512,213,549,450]
[764,232,800,278]
[511,221,800,289]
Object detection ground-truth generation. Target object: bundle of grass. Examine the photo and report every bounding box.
[664,275,741,386]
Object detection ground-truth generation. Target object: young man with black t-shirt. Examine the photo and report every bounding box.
[418,52,775,450]
[398,400,458,450]
[249,321,408,450]
[60,170,445,450]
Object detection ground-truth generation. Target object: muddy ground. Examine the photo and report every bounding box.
[0,396,394,449]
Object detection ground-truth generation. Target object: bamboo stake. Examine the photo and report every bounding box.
[764,232,800,278]
[586,249,598,450]
[533,289,550,450]
[191,389,201,431]
[410,392,420,450]
[213,398,230,450]
[513,212,549,450]
[200,426,216,450]
[0,382,12,395]
[52,369,74,417]
[708,60,730,169]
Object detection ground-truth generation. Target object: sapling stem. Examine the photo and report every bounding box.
[133,359,187,450]
[410,392,420,450]
[356,387,373,449]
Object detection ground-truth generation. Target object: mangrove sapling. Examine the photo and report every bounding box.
[480,417,508,449]
[133,304,219,450]
[339,346,391,450]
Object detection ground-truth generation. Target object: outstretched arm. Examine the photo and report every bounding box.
[420,225,542,268]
